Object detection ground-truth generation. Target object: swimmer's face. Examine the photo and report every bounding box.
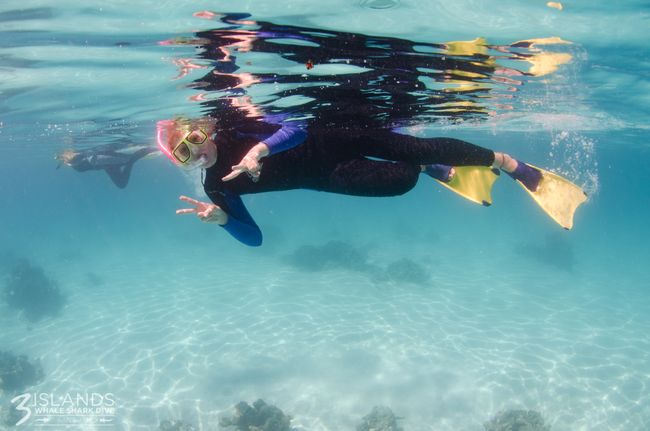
[172,128,217,170]
[157,119,217,169]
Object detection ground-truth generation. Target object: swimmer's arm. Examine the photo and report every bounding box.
[260,122,307,155]
[243,123,307,164]
[222,123,307,182]
[219,193,262,246]
[200,192,263,247]
[220,212,263,247]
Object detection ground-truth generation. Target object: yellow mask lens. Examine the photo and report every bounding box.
[186,129,207,144]
[172,129,208,164]
[172,142,192,163]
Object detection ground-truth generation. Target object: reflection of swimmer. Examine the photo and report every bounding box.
[55,143,158,189]
[155,15,586,246]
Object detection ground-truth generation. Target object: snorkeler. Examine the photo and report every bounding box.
[56,143,158,189]
[157,116,586,247]
[156,13,586,246]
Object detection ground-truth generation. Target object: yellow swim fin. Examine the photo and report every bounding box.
[515,163,588,230]
[434,166,500,206]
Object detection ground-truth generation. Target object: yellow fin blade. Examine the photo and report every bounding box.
[434,166,500,206]
[518,164,588,230]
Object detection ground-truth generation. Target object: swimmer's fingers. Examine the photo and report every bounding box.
[198,205,225,223]
[197,206,219,220]
[179,195,200,206]
[222,165,246,182]
[176,196,224,223]
[177,195,209,215]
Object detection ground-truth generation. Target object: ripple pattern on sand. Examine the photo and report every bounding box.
[1,252,649,430]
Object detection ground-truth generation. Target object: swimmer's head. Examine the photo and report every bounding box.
[156,118,217,169]
[54,150,78,168]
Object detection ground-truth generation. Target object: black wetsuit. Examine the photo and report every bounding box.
[203,123,493,246]
[67,146,154,189]
[188,14,508,245]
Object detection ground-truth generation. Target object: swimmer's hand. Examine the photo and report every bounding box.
[176,195,228,225]
[222,143,269,182]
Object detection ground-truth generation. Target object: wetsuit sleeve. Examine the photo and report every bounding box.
[207,190,263,247]
[261,115,307,155]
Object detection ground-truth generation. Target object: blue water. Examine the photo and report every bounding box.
[1,1,649,430]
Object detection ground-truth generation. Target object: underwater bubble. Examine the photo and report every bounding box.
[548,130,599,197]
[359,0,400,10]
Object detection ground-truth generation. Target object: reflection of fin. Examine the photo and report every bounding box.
[525,52,572,76]
[510,37,571,48]
[434,166,500,206]
[515,163,587,230]
[443,37,488,56]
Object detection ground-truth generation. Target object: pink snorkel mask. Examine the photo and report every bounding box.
[156,119,210,169]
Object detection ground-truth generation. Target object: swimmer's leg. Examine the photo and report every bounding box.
[358,133,544,205]
[103,148,154,189]
[359,133,495,167]
[357,133,538,184]
[357,133,501,205]
[492,152,541,190]
[104,166,130,189]
[325,158,420,196]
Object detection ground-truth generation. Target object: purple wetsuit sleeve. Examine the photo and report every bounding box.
[261,116,307,155]
[210,190,263,246]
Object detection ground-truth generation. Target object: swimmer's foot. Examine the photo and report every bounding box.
[506,160,542,192]
[424,164,455,183]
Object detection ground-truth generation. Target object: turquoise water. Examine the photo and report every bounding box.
[1,1,649,430]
